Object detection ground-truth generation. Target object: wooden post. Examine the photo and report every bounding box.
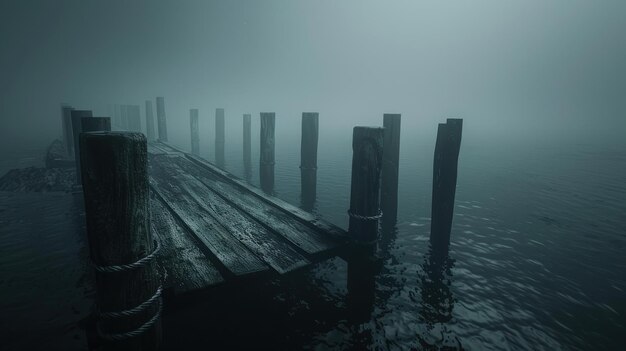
[300,112,318,211]
[259,112,275,194]
[430,118,463,256]
[82,117,112,134]
[71,109,93,184]
[380,114,401,232]
[113,104,121,130]
[80,132,161,350]
[215,108,225,168]
[128,105,142,133]
[243,114,251,181]
[190,109,200,156]
[145,100,156,142]
[346,126,383,322]
[61,104,74,157]
[156,97,168,142]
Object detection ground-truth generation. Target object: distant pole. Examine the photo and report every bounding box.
[113,105,121,130]
[71,109,93,184]
[430,118,463,256]
[259,112,275,194]
[346,126,383,322]
[128,105,141,132]
[80,132,162,350]
[156,97,168,142]
[215,108,225,168]
[120,105,129,131]
[82,117,111,134]
[61,104,74,157]
[190,109,200,156]
[243,114,252,181]
[380,114,401,231]
[145,100,156,142]
[300,112,319,211]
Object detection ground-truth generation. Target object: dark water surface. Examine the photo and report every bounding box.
[1,132,625,350]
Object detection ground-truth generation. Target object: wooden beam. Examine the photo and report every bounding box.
[300,112,319,211]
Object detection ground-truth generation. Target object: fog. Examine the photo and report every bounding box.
[1,0,625,152]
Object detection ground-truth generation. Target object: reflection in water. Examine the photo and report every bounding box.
[300,168,317,211]
[419,246,455,327]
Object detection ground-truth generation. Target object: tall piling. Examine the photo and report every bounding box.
[120,105,129,131]
[215,108,225,168]
[61,104,74,157]
[80,132,161,350]
[71,109,93,184]
[243,114,252,181]
[380,114,401,233]
[190,109,200,156]
[260,112,275,194]
[300,112,319,211]
[346,126,384,322]
[128,105,141,132]
[156,97,168,142]
[113,105,121,130]
[145,100,156,142]
[430,118,463,256]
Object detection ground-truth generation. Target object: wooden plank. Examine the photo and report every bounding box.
[170,155,339,256]
[153,143,347,238]
[150,194,224,294]
[149,154,269,277]
[161,159,310,274]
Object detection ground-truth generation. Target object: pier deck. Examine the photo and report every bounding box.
[147,142,348,296]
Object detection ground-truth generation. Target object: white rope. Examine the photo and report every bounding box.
[92,240,160,273]
[348,209,383,221]
[98,286,162,320]
[97,296,162,341]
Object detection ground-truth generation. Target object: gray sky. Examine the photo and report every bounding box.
[1,0,625,150]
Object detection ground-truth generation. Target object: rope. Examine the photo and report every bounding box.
[98,286,162,320]
[347,209,383,221]
[92,240,160,273]
[97,295,163,341]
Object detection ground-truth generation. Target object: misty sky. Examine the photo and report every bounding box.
[1,0,625,151]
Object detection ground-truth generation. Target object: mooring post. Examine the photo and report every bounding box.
[381,114,401,233]
[71,109,93,184]
[112,105,121,130]
[61,104,74,157]
[215,108,225,168]
[260,112,275,194]
[243,113,252,180]
[300,112,319,211]
[80,131,162,350]
[190,109,200,156]
[346,126,384,322]
[82,117,111,134]
[145,100,156,142]
[128,105,142,133]
[156,97,168,142]
[430,118,463,256]
[120,105,129,131]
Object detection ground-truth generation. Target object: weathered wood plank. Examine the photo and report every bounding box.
[155,141,348,240]
[149,155,269,277]
[161,160,310,273]
[170,155,339,257]
[150,193,224,294]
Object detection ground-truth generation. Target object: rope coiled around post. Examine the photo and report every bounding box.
[96,291,163,341]
[98,285,162,320]
[92,240,160,273]
[347,209,383,221]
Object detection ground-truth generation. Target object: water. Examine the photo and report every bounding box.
[0,131,625,350]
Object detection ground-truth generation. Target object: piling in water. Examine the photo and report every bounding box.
[120,105,129,131]
[61,104,74,157]
[300,112,319,211]
[82,117,111,134]
[381,114,401,232]
[71,109,93,184]
[190,109,200,156]
[346,126,384,322]
[127,105,141,133]
[430,118,463,256]
[243,113,252,181]
[215,108,225,168]
[260,112,275,194]
[156,97,168,142]
[145,100,155,142]
[80,131,162,350]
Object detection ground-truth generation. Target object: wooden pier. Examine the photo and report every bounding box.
[146,141,348,297]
